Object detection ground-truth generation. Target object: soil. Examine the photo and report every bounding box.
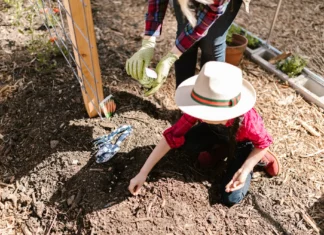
[0,0,324,234]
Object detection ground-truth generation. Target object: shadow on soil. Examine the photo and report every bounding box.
[48,145,229,231]
[308,194,324,234]
[0,59,180,181]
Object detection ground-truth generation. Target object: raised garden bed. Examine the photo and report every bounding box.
[250,47,324,109]
[231,23,324,109]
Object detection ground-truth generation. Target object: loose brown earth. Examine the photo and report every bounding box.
[0,0,323,234]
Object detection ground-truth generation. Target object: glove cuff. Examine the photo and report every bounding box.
[142,38,156,48]
[165,52,179,66]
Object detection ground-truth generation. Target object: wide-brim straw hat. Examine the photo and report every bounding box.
[175,61,256,121]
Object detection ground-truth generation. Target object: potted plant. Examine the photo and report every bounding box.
[225,24,248,66]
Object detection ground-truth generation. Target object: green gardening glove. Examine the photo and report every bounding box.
[144,52,179,96]
[126,38,156,84]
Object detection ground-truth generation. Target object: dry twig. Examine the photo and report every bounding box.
[297,119,321,137]
[301,211,320,233]
[0,182,14,188]
[146,195,157,218]
[46,213,57,235]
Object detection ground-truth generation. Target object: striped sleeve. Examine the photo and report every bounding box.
[145,0,169,37]
[176,0,229,53]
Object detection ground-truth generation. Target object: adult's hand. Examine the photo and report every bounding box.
[126,37,156,81]
[145,52,179,96]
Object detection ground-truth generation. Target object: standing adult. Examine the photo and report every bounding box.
[126,0,250,95]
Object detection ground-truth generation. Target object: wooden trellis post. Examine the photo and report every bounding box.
[63,0,103,118]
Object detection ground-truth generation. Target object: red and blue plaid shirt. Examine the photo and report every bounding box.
[145,0,230,53]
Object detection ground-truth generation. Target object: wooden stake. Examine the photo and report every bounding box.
[269,52,292,64]
[63,0,103,117]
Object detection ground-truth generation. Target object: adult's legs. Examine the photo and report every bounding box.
[199,0,243,67]
[173,0,199,87]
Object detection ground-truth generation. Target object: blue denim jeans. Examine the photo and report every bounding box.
[182,122,253,206]
[173,0,243,87]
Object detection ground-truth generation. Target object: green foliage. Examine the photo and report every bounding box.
[4,0,65,72]
[277,55,307,77]
[226,24,243,44]
[226,24,262,49]
[28,35,69,72]
[4,0,24,26]
[245,34,261,49]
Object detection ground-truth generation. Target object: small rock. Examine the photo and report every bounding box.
[71,190,82,209]
[219,209,226,218]
[252,172,261,179]
[67,195,75,206]
[6,194,18,208]
[100,122,115,129]
[40,186,46,195]
[26,189,34,196]
[75,97,81,103]
[1,191,9,201]
[202,181,211,187]
[9,176,15,184]
[18,184,26,193]
[0,133,4,141]
[20,193,32,205]
[21,224,32,235]
[71,160,79,165]
[207,213,217,224]
[33,201,45,218]
[50,140,59,149]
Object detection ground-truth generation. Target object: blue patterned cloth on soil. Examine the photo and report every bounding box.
[93,125,133,163]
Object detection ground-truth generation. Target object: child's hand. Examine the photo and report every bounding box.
[128,173,147,195]
[225,168,251,192]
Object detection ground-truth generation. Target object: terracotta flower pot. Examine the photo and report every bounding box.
[225,34,248,66]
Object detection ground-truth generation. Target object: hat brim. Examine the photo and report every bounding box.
[175,75,256,121]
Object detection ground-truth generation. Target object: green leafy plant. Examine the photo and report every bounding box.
[245,34,261,49]
[226,24,243,44]
[276,55,307,77]
[226,24,262,49]
[4,0,24,26]
[28,34,69,72]
[4,0,65,72]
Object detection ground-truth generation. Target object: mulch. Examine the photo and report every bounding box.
[0,0,323,234]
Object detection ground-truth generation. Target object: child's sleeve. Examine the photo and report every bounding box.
[163,114,198,148]
[245,109,273,149]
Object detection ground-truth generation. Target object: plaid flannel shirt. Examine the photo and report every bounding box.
[145,0,231,53]
[163,108,273,149]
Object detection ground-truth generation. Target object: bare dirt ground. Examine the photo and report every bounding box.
[0,0,323,234]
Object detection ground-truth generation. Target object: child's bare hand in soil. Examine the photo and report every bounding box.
[225,168,250,192]
[128,173,147,195]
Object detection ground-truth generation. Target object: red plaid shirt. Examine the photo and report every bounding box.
[163,108,273,149]
[145,0,230,53]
